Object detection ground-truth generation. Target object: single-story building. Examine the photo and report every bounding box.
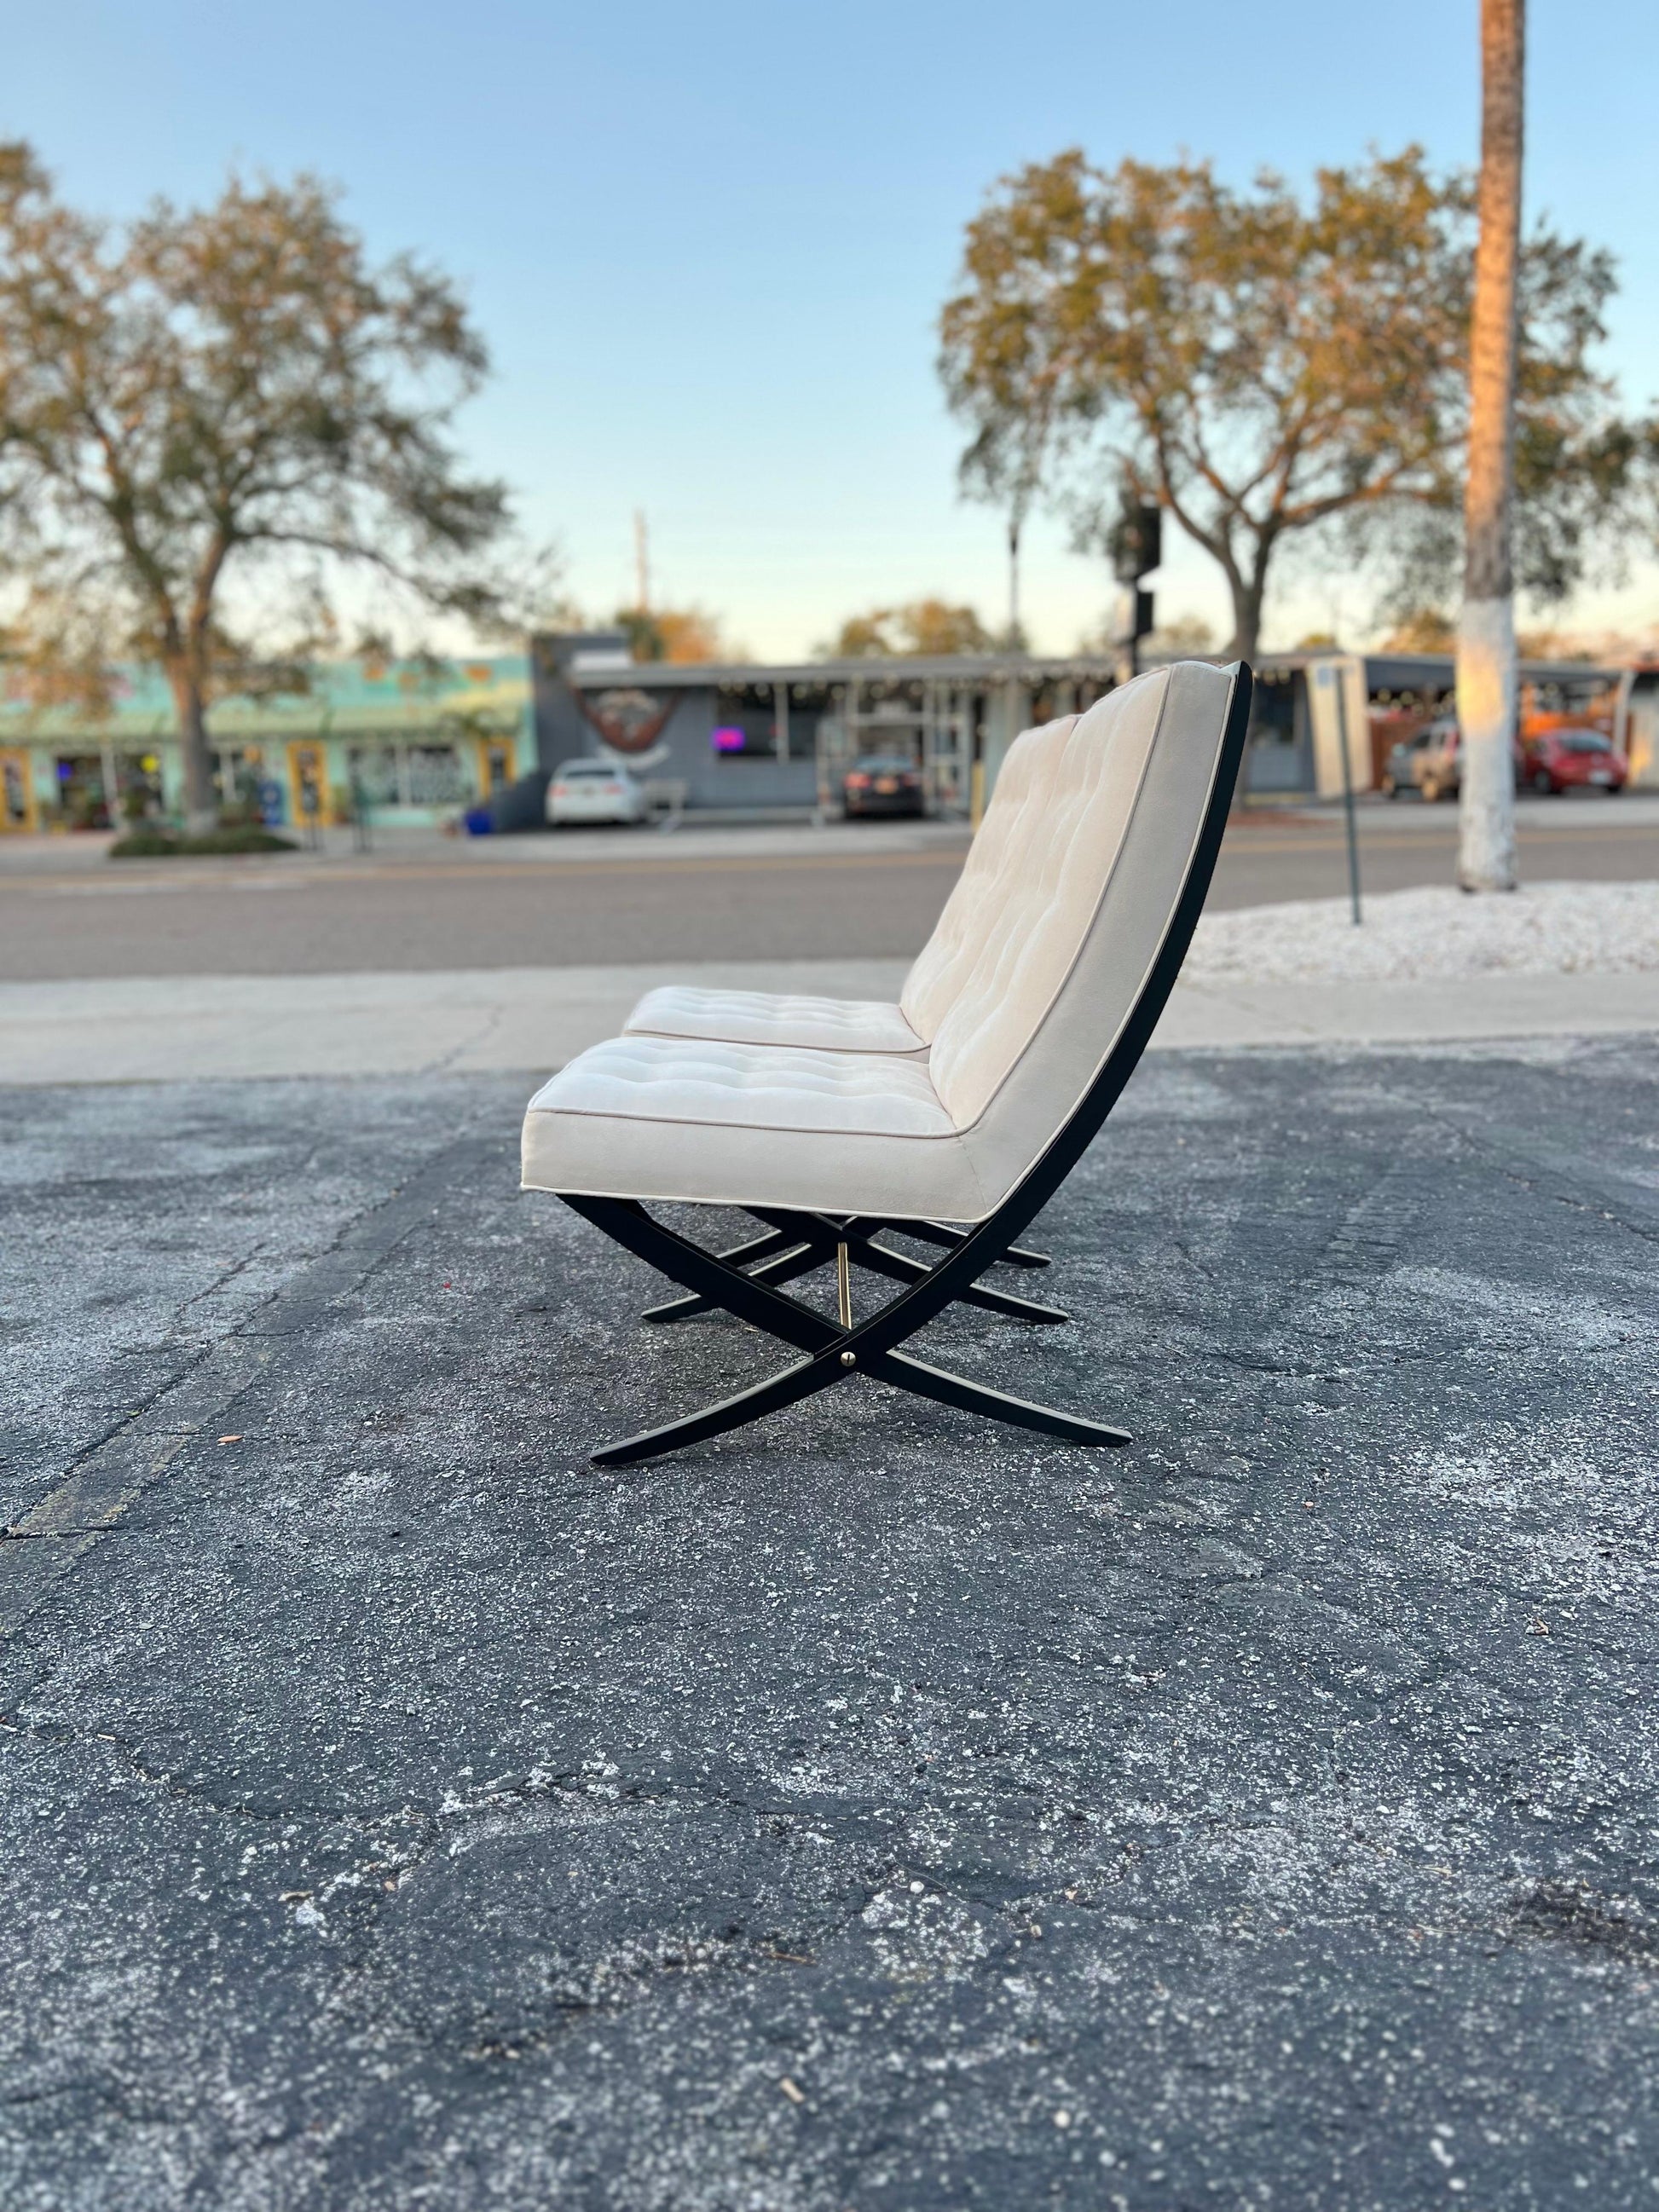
[535,634,1659,811]
[530,631,1122,818]
[0,656,534,833]
[3,638,1652,835]
[1247,650,1657,797]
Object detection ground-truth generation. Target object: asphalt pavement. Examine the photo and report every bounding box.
[3,1042,1656,2208]
[1,796,1654,979]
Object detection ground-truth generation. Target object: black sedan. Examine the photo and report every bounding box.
[841,756,925,818]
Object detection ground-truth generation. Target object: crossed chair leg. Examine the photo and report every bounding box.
[560,1193,1129,1468]
[641,1210,1068,1328]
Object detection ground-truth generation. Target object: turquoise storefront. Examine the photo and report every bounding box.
[0,655,533,832]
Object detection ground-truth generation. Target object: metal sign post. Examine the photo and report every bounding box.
[1326,663,1363,926]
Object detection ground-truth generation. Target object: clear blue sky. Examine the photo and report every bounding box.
[8,1,1657,656]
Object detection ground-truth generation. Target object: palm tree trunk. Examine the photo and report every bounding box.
[1457,0,1524,892]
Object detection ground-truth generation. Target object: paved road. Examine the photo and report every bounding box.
[3,1042,1656,2205]
[1,800,1655,978]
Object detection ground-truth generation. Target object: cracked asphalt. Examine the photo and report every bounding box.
[2,1042,1657,2209]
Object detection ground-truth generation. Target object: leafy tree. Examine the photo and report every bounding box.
[615,604,736,663]
[939,145,1633,665]
[0,144,512,831]
[1513,627,1598,661]
[822,598,996,657]
[1379,609,1457,652]
[1076,609,1214,658]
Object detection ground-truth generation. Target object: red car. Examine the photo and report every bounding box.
[1523,727,1627,795]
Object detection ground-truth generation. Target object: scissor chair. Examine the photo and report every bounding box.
[521,660,1252,1465]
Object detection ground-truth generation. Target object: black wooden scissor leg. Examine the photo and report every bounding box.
[647,1216,1066,1326]
[864,1348,1130,1447]
[741,1208,1071,1320]
[589,1354,844,1467]
[892,1218,1051,1270]
[564,1194,1119,1466]
[644,1223,810,1323]
[840,1233,1068,1324]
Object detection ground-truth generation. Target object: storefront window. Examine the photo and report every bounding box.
[713,684,828,761]
[54,755,109,829]
[710,686,778,757]
[406,744,466,805]
[213,748,267,810]
[347,744,401,807]
[344,740,467,807]
[118,752,165,821]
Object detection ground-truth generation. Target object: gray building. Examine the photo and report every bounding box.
[530,632,1653,812]
[531,631,1119,817]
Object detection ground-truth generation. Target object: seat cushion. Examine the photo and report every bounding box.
[623,985,924,1056]
[521,1033,993,1220]
[530,1034,951,1137]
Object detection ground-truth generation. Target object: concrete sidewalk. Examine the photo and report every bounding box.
[4,958,1659,1083]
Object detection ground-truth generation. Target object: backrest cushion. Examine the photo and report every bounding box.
[899,711,1078,1045]
[906,663,1214,1133]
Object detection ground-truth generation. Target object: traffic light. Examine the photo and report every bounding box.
[1108,501,1162,586]
[1106,500,1161,668]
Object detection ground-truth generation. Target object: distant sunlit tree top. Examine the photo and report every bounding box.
[821,598,997,657]
[615,604,738,663]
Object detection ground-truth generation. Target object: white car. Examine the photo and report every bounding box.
[546,759,647,828]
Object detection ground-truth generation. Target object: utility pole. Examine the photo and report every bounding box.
[1331,663,1363,926]
[1007,509,1022,650]
[1110,497,1160,683]
[634,509,650,614]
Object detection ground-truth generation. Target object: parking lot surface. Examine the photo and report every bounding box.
[3,1042,1657,2208]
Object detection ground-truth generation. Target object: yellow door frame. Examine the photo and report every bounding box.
[477,735,515,796]
[0,748,38,833]
[287,740,327,828]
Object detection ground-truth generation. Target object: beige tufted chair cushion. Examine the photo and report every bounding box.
[898,710,1078,1046]
[902,669,1173,1131]
[521,661,1237,1222]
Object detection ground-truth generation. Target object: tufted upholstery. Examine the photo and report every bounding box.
[522,661,1240,1220]
[610,687,1164,1129]
[527,1033,951,1138]
[625,985,924,1056]
[894,712,1078,1045]
[520,1042,988,1221]
[909,679,1167,1127]
[616,716,1079,1066]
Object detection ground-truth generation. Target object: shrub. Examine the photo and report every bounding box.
[108,825,298,858]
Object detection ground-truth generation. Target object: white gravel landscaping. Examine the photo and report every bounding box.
[1186,881,1659,985]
